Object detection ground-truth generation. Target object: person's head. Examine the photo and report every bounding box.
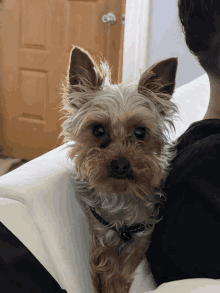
[178,0,220,81]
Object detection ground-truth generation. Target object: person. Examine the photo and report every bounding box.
[145,0,220,287]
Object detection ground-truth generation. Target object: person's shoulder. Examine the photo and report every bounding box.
[175,119,220,153]
[163,119,220,189]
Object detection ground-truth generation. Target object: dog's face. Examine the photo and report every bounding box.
[60,46,178,199]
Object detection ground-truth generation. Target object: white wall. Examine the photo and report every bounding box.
[123,0,206,89]
[149,0,206,88]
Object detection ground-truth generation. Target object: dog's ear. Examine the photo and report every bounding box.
[138,58,178,97]
[68,46,104,92]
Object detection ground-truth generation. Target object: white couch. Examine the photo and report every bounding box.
[0,73,215,293]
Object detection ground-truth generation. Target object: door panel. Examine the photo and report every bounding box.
[0,0,125,160]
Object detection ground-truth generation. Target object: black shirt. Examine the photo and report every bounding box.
[146,119,220,285]
[0,221,67,292]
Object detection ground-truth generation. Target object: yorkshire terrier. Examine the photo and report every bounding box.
[59,46,178,293]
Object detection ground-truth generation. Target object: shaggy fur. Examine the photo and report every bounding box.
[59,46,179,293]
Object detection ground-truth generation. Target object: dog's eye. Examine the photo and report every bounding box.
[92,124,105,138]
[134,127,146,140]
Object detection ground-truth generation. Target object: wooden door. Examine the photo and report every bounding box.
[0,0,125,160]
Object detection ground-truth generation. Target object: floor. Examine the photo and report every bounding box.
[0,153,29,177]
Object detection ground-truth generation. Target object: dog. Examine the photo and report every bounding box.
[59,46,178,293]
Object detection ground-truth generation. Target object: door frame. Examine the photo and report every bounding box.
[122,0,152,82]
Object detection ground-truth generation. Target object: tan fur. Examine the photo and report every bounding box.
[59,46,179,293]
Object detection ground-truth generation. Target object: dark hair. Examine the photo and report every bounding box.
[178,0,220,79]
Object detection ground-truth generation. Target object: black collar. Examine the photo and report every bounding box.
[90,207,153,242]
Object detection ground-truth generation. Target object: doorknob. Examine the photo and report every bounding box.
[102,12,116,26]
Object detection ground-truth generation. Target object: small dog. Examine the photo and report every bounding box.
[59,46,178,293]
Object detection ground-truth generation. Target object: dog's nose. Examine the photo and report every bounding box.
[110,157,130,175]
